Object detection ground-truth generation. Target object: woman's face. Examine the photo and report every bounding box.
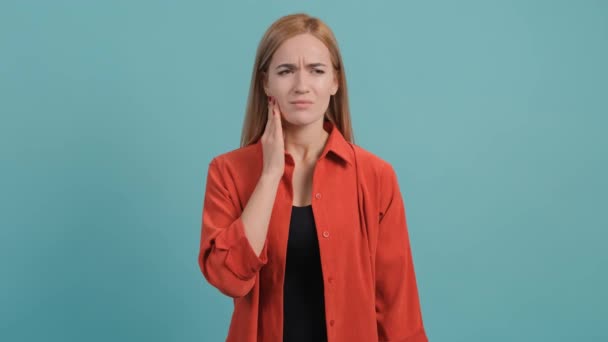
[264,33,339,127]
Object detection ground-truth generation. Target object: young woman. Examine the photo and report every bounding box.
[198,13,428,342]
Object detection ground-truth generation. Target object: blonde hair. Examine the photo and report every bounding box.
[240,13,355,147]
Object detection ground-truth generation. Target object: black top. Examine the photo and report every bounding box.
[283,204,328,342]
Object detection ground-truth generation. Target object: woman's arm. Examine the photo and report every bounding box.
[375,163,428,342]
[199,97,285,298]
[198,156,280,298]
[241,171,281,256]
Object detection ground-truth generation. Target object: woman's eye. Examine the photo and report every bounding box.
[278,69,325,75]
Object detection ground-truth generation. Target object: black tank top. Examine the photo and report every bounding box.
[283,204,328,342]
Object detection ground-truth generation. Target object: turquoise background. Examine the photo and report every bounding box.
[2,0,607,341]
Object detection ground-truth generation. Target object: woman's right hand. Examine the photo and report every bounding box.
[260,96,285,179]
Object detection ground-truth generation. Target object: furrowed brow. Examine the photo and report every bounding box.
[275,63,327,70]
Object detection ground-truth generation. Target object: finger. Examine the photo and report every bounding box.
[267,97,273,120]
[273,99,283,138]
[261,102,270,139]
[265,98,275,137]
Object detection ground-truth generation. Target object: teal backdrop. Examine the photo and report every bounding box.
[2,1,607,341]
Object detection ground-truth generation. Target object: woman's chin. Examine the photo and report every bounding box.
[282,113,323,126]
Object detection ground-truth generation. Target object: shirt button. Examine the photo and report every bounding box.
[330,319,335,327]
[322,231,330,238]
[328,277,333,284]
[315,192,322,199]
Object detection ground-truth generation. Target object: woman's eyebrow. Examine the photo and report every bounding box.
[275,63,327,69]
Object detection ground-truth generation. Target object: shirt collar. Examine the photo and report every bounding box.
[320,119,353,166]
[253,119,353,166]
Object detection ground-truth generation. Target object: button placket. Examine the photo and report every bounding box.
[314,188,335,332]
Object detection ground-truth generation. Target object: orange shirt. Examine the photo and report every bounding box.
[198,120,428,342]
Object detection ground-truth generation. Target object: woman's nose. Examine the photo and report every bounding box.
[293,71,310,93]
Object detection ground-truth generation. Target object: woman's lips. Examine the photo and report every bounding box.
[290,101,313,109]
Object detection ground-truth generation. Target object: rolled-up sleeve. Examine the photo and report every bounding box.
[375,163,428,342]
[198,157,268,298]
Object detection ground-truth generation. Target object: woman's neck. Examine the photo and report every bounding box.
[283,119,329,164]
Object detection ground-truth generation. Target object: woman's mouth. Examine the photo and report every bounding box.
[290,100,313,109]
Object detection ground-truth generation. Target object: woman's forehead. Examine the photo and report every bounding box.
[271,34,331,65]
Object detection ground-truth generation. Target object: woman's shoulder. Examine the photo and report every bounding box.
[350,143,395,178]
[209,141,262,169]
[350,144,403,206]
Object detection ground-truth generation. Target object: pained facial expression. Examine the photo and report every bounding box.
[264,33,339,126]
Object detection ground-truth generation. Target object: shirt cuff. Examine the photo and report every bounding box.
[214,216,269,280]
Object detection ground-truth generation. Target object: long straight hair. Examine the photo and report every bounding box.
[240,13,355,147]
